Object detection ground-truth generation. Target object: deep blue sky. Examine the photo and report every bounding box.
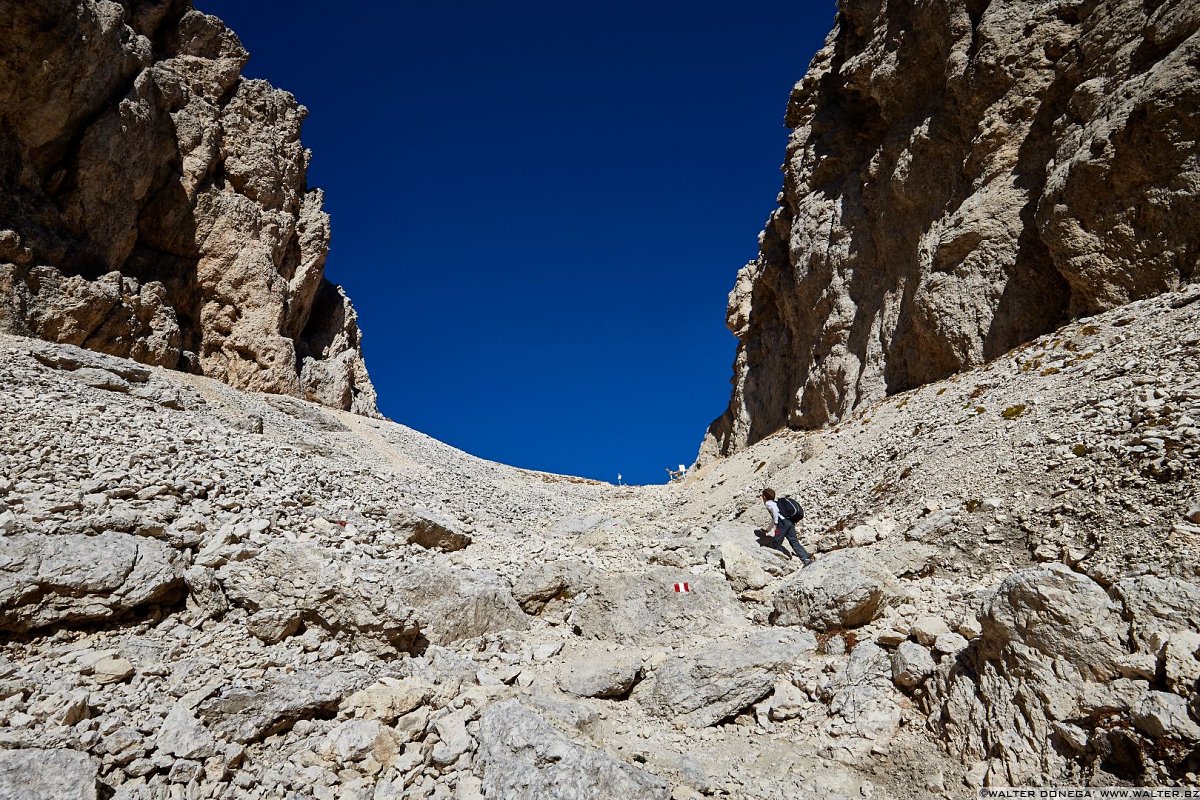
[195,1,834,484]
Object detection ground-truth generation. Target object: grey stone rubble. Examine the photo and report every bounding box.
[0,282,1197,798]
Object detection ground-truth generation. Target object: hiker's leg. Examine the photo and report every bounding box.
[766,530,789,554]
[781,519,814,563]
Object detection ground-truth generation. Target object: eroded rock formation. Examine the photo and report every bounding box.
[0,1,377,415]
[702,0,1199,459]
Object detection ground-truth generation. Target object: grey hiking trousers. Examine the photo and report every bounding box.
[771,517,814,563]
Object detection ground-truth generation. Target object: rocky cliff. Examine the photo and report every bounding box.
[0,0,378,415]
[702,0,1199,460]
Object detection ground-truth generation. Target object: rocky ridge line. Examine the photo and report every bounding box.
[0,0,378,416]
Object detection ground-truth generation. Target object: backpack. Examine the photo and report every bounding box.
[776,496,804,523]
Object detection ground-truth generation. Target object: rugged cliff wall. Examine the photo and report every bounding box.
[702,0,1198,460]
[0,0,378,415]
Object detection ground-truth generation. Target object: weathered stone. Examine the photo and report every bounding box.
[0,532,182,632]
[476,701,669,800]
[511,561,583,615]
[320,720,399,766]
[0,3,377,415]
[827,643,902,743]
[340,679,429,723]
[910,616,951,647]
[0,748,97,800]
[92,656,134,684]
[217,542,527,653]
[1132,691,1200,741]
[569,568,743,645]
[155,703,217,761]
[933,632,969,656]
[979,564,1126,682]
[1163,632,1200,694]
[198,668,370,744]
[390,509,472,552]
[556,652,642,699]
[430,708,473,766]
[246,608,302,644]
[771,551,898,631]
[632,630,815,727]
[717,541,771,592]
[701,0,1200,460]
[892,641,936,689]
[1115,576,1200,651]
[766,680,808,722]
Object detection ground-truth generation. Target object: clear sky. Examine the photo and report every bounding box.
[194,1,834,485]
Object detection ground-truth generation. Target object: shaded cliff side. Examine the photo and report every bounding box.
[702,0,1198,461]
[0,0,377,415]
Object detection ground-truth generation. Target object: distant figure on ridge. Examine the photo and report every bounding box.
[760,488,815,565]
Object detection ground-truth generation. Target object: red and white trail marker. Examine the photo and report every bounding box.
[673,582,691,593]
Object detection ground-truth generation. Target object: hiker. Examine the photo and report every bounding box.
[761,488,815,565]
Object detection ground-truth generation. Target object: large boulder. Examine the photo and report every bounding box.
[511,560,587,615]
[0,532,182,632]
[389,508,472,552]
[475,701,670,800]
[892,641,936,689]
[632,629,816,727]
[978,563,1126,681]
[717,541,772,592]
[770,551,899,631]
[198,668,370,744]
[927,564,1146,785]
[556,651,643,699]
[826,643,902,744]
[1114,575,1200,651]
[217,542,527,653]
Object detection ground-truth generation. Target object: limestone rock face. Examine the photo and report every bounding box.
[702,0,1200,459]
[631,629,816,727]
[217,542,528,653]
[0,748,97,800]
[0,2,378,416]
[0,532,184,632]
[475,701,671,800]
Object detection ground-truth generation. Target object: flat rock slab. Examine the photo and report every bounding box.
[31,344,151,382]
[632,629,816,727]
[0,532,182,632]
[389,508,472,552]
[569,567,744,646]
[217,542,527,653]
[199,668,371,744]
[476,700,669,800]
[0,748,97,800]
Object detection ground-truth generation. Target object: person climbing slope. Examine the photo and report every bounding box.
[761,488,815,565]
